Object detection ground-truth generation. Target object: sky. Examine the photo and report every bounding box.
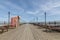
[0,0,60,23]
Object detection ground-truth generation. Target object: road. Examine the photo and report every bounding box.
[0,24,60,40]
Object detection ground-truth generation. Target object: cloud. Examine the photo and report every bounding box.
[26,10,40,15]
[47,9,60,15]
[0,0,60,22]
[39,0,60,11]
[2,1,24,12]
[0,4,6,9]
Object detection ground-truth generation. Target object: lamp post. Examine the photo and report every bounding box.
[36,17,38,22]
[44,12,47,31]
[8,12,10,28]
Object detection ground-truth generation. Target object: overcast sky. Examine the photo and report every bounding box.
[0,0,60,22]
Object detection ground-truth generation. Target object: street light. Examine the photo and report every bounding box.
[36,17,38,22]
[45,12,46,26]
[8,12,10,28]
[44,12,47,31]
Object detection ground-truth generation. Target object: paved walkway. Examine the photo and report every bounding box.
[0,24,60,40]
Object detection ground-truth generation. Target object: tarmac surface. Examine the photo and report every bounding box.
[0,24,60,40]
